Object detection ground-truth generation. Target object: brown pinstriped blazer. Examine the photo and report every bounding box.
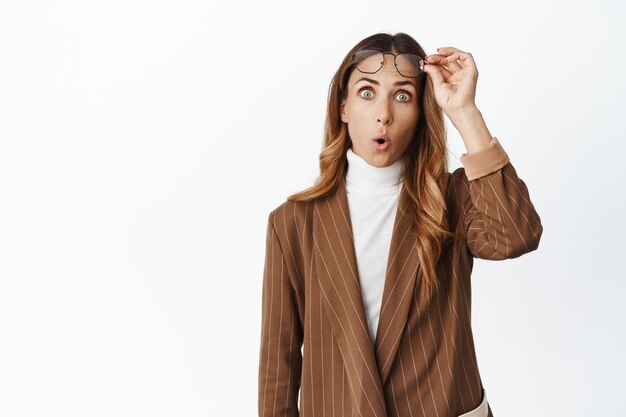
[258,137,543,417]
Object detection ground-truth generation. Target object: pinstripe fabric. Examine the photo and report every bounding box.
[259,137,543,417]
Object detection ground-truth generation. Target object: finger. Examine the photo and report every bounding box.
[426,54,462,73]
[437,47,476,70]
[424,59,453,79]
[422,61,449,87]
[451,51,476,71]
[438,46,464,54]
[435,50,465,68]
[442,52,465,70]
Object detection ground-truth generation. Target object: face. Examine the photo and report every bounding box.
[340,52,420,168]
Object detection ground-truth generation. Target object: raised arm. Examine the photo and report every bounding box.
[258,212,303,417]
[450,136,543,260]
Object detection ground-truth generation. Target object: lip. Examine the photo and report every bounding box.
[371,134,391,143]
[371,134,391,151]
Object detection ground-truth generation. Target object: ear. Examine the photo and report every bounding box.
[340,99,348,123]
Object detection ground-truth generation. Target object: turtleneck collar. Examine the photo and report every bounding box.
[345,147,404,196]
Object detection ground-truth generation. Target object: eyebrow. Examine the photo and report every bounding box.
[355,77,416,89]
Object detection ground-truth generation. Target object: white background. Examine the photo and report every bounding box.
[1,0,624,416]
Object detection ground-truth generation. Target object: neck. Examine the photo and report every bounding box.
[345,147,404,195]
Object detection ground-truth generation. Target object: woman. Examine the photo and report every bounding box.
[258,32,543,417]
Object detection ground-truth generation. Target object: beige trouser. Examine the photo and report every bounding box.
[458,389,489,417]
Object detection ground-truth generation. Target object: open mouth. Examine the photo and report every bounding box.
[373,136,391,151]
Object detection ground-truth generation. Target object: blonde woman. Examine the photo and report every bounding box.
[258,32,543,417]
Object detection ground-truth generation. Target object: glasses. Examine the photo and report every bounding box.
[350,49,426,78]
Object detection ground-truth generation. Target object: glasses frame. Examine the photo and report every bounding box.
[350,49,426,79]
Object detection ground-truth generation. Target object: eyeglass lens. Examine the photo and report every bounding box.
[353,49,423,78]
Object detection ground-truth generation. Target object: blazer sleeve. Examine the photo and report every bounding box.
[451,136,544,260]
[258,211,303,417]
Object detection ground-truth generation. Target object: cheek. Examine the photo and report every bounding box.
[349,98,368,112]
[396,106,419,124]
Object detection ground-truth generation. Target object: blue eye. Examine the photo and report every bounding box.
[359,88,374,99]
[396,92,411,102]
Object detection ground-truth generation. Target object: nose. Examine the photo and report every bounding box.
[376,98,392,126]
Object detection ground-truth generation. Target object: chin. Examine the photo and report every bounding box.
[369,154,396,168]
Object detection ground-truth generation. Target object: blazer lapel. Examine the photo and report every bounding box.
[313,178,420,414]
[373,181,420,387]
[313,179,387,417]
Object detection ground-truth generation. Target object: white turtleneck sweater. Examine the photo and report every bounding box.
[345,147,404,348]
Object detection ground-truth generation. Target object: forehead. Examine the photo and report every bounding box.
[348,52,418,89]
[348,71,418,92]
